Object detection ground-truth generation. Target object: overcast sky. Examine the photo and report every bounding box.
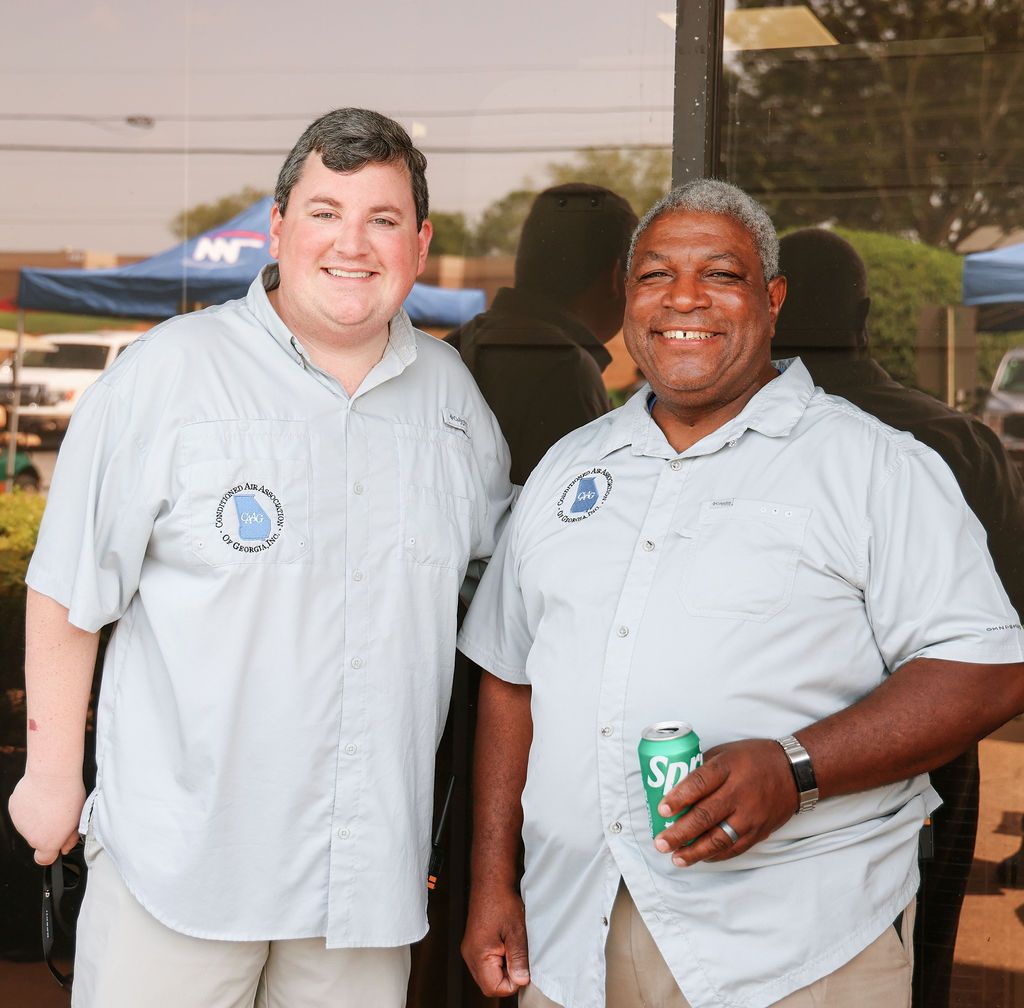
[2,0,675,254]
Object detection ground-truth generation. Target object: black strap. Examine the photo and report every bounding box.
[41,857,77,989]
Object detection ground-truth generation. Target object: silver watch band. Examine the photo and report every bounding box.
[776,734,819,813]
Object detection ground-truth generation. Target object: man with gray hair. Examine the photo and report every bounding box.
[458,179,1024,1007]
[10,107,512,1007]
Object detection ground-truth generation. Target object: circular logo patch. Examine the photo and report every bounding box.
[556,468,613,523]
[214,482,285,554]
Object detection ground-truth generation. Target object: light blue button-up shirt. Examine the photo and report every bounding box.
[29,267,513,947]
[458,359,1022,1008]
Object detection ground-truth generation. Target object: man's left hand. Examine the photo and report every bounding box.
[653,739,797,865]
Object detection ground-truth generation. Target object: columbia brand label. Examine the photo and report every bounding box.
[557,468,613,522]
[710,499,734,509]
[215,483,285,553]
[443,408,469,436]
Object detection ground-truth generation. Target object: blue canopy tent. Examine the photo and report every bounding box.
[962,241,1024,331]
[5,197,485,487]
[17,196,485,327]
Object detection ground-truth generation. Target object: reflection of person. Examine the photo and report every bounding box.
[457,180,1024,1008]
[9,108,512,1008]
[774,226,1024,1008]
[447,184,637,485]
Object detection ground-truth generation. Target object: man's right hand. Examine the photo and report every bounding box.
[8,770,85,865]
[462,886,531,997]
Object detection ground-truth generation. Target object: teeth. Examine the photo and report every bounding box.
[326,269,371,278]
[663,330,715,341]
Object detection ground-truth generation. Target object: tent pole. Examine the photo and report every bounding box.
[4,306,25,492]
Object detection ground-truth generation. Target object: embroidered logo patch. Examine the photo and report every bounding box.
[557,468,613,523]
[215,483,285,554]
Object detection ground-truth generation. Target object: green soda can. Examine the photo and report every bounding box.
[638,721,703,837]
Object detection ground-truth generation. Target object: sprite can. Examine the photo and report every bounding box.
[638,721,703,837]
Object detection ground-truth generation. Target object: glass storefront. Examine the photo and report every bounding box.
[1,1,1022,1005]
[707,4,1024,1005]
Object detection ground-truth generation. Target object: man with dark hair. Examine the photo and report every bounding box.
[775,226,1024,1008]
[9,108,512,1007]
[448,183,637,484]
[459,181,1024,1008]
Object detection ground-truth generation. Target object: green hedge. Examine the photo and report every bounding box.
[0,494,45,745]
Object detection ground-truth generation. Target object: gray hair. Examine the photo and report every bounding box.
[627,179,778,284]
[274,108,429,228]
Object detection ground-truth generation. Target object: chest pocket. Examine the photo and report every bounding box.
[394,424,475,570]
[676,499,810,621]
[182,419,312,567]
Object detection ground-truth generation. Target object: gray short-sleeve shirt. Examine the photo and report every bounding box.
[458,358,1022,1008]
[29,268,513,947]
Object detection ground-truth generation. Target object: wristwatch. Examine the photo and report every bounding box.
[775,735,819,813]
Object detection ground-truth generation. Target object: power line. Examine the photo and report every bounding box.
[0,142,671,156]
[0,106,674,124]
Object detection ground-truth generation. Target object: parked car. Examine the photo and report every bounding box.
[981,347,1024,463]
[0,331,140,442]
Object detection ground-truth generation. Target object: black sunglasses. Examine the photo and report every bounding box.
[41,843,85,989]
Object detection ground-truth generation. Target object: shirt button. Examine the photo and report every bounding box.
[610,821,623,834]
[352,570,364,582]
[353,482,364,495]
[344,743,357,755]
[600,724,613,737]
[616,625,629,638]
[602,916,609,927]
[351,657,364,669]
[642,539,655,552]
[337,827,351,839]
[670,460,682,471]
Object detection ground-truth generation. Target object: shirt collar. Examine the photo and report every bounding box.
[245,264,419,394]
[597,356,816,460]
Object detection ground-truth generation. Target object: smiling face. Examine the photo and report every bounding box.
[624,209,786,434]
[268,154,431,349]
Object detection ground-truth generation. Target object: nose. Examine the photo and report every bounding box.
[331,217,371,258]
[663,272,711,312]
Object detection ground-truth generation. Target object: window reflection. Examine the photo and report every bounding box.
[723,3,1024,1004]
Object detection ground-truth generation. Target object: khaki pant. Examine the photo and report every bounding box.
[72,837,410,1008]
[520,882,914,1008]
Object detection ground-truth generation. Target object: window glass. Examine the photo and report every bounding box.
[720,3,1024,1003]
[0,3,674,1004]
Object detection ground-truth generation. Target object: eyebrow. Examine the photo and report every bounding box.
[304,195,406,217]
[636,249,746,266]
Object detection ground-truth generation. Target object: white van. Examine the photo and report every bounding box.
[0,330,140,440]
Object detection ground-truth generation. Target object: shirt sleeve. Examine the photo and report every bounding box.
[457,514,533,684]
[864,442,1024,671]
[26,378,164,633]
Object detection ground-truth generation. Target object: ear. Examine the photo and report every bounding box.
[767,274,788,333]
[416,219,433,276]
[855,296,871,349]
[268,203,284,260]
[611,258,628,298]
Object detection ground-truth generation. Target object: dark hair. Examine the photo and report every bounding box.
[274,108,429,228]
[514,184,638,302]
[776,228,869,349]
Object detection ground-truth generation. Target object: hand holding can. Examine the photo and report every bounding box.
[638,722,703,837]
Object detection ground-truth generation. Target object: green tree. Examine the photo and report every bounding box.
[467,148,671,258]
[170,186,270,240]
[428,211,472,255]
[469,189,538,257]
[545,148,670,219]
[724,1,1024,248]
